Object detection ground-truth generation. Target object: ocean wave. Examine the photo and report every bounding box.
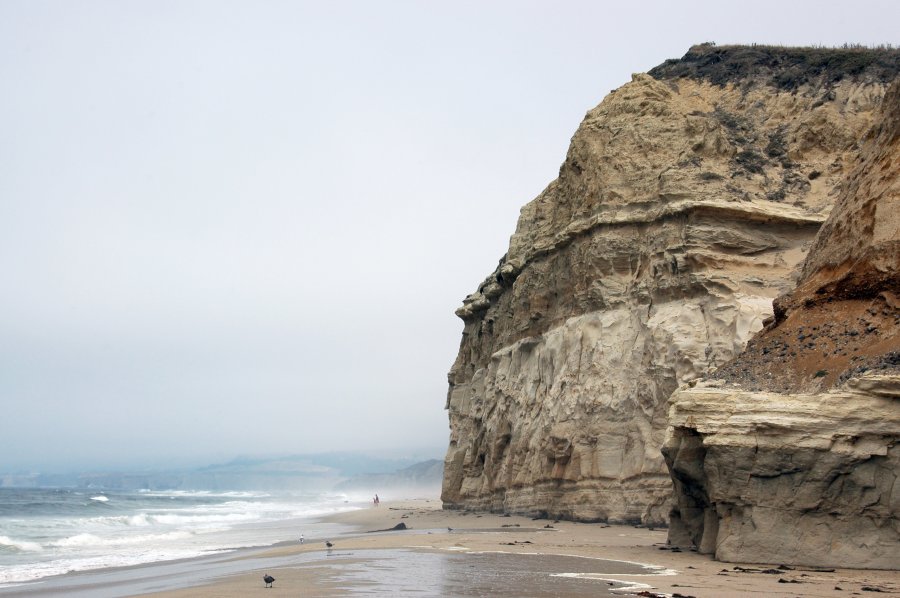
[127,513,153,526]
[0,545,223,586]
[89,495,109,502]
[50,530,194,549]
[78,513,157,527]
[48,533,104,548]
[137,490,271,499]
[0,489,360,587]
[150,512,258,526]
[53,508,261,531]
[0,536,43,553]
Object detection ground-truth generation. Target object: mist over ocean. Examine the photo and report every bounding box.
[0,487,362,587]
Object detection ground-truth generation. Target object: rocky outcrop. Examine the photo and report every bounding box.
[664,378,899,569]
[442,45,899,525]
[663,81,900,568]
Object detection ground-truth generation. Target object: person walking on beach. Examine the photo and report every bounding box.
[374,494,380,507]
[299,533,304,544]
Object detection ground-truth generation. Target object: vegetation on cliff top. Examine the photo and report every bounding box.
[649,43,900,89]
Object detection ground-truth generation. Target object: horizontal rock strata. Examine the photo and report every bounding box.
[664,377,899,569]
[664,80,900,568]
[443,45,899,524]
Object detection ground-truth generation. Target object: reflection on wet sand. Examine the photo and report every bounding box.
[321,549,671,596]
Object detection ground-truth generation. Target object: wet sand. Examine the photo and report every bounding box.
[144,499,900,597]
[7,499,899,597]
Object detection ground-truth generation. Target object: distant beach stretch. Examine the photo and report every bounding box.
[4,496,898,597]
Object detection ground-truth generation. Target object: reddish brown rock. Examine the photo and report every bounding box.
[665,80,900,569]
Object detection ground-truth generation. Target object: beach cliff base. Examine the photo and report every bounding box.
[148,500,900,597]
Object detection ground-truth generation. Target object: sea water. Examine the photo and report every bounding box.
[0,487,361,587]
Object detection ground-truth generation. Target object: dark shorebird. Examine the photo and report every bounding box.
[263,573,275,588]
[325,540,334,549]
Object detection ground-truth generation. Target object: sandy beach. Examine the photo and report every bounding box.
[136,498,900,597]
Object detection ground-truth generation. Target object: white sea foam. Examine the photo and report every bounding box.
[126,513,153,526]
[50,530,194,549]
[74,513,153,527]
[552,572,656,593]
[48,533,104,548]
[77,511,256,528]
[150,512,258,525]
[0,536,43,553]
[0,545,223,585]
[0,488,363,587]
[139,490,270,499]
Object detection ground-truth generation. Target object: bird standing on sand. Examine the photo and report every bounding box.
[325,540,334,549]
[263,573,275,588]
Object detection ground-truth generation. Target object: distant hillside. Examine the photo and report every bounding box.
[334,459,443,492]
[196,452,432,477]
[0,452,443,491]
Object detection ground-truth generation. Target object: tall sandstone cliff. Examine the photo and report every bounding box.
[442,45,900,525]
[663,79,900,569]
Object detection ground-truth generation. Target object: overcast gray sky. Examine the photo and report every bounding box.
[1,1,897,473]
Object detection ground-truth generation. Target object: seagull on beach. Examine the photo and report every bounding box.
[263,573,275,588]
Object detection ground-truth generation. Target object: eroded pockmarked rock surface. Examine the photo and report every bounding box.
[664,80,900,568]
[664,378,899,569]
[443,45,899,524]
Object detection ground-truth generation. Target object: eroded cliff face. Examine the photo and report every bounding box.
[664,81,900,568]
[443,45,899,524]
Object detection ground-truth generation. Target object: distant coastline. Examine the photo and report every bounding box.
[0,453,443,492]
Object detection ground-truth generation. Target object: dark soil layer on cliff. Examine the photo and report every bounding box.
[649,43,900,89]
[711,293,900,393]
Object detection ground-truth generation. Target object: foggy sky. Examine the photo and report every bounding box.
[1,1,897,472]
